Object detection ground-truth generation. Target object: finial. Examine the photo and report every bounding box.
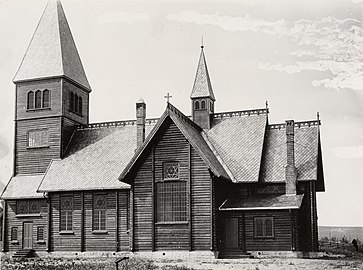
[317,112,320,121]
[265,100,268,108]
[164,92,172,103]
[201,36,204,49]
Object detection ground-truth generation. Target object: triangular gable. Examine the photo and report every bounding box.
[119,103,229,181]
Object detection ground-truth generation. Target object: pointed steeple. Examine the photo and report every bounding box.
[190,46,215,101]
[13,0,91,91]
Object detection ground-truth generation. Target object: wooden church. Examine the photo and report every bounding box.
[1,0,325,258]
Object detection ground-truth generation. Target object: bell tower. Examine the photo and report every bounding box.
[190,45,216,130]
[12,0,91,175]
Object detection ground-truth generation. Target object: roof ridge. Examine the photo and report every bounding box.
[269,120,321,130]
[77,117,160,130]
[213,108,268,119]
[167,102,202,131]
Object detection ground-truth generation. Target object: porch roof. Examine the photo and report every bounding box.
[219,194,304,211]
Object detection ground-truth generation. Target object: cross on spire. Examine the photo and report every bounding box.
[164,92,172,103]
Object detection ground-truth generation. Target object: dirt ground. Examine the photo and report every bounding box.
[156,256,363,270]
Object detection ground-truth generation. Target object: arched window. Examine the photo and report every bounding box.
[78,96,82,115]
[11,227,18,241]
[42,89,50,108]
[201,100,206,109]
[93,194,107,231]
[35,90,42,109]
[210,101,213,112]
[195,101,200,110]
[27,91,34,110]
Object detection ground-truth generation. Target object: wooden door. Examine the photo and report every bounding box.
[223,217,239,249]
[23,222,33,249]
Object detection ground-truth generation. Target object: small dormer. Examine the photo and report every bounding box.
[191,45,216,130]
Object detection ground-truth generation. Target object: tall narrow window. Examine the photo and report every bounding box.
[42,89,50,108]
[60,196,73,232]
[254,217,274,238]
[70,92,74,112]
[201,100,206,110]
[11,227,18,241]
[35,90,42,109]
[93,194,107,231]
[156,162,187,223]
[37,227,44,241]
[27,91,34,109]
[78,96,83,115]
[74,95,79,114]
[195,101,200,110]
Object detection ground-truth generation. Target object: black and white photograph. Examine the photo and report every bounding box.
[0,0,362,269]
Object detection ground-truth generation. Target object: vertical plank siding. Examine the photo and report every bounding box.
[5,199,48,252]
[191,147,212,250]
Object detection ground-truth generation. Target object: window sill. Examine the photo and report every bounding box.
[10,240,19,245]
[254,236,274,239]
[26,108,51,112]
[37,240,46,244]
[59,231,74,235]
[27,145,50,149]
[16,214,41,218]
[92,230,108,234]
[156,221,188,225]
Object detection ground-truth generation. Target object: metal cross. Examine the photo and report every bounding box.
[164,92,172,103]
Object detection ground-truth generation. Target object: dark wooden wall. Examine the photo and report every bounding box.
[5,199,48,252]
[50,191,129,252]
[131,119,214,251]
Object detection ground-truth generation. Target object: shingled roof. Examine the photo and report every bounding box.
[190,47,216,100]
[260,121,320,183]
[206,109,268,182]
[37,120,156,192]
[13,0,91,91]
[119,103,229,180]
[219,194,304,211]
[1,174,45,199]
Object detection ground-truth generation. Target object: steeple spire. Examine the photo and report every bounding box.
[13,0,91,91]
[190,45,215,101]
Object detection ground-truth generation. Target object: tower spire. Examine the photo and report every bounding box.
[13,0,91,91]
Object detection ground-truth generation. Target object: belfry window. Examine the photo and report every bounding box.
[69,91,83,115]
[201,100,206,110]
[195,100,200,110]
[27,89,50,110]
[156,162,187,223]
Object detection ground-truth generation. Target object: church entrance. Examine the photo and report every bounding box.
[222,217,239,249]
[23,222,33,249]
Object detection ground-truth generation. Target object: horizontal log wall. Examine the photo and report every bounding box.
[15,117,62,174]
[5,199,48,252]
[244,210,292,251]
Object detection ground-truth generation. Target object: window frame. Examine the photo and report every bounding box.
[156,161,187,224]
[69,91,83,116]
[92,194,107,233]
[201,99,206,110]
[194,100,200,110]
[27,128,49,148]
[37,226,45,243]
[27,89,51,111]
[11,227,18,243]
[16,200,41,216]
[60,196,73,233]
[42,89,50,108]
[254,217,274,238]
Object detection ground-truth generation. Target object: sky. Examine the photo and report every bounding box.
[0,0,362,226]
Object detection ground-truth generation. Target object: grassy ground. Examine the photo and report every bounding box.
[1,255,363,270]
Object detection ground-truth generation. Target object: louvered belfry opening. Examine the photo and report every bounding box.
[285,120,297,195]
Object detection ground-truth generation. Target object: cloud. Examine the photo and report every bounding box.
[98,11,150,24]
[259,17,363,91]
[333,145,363,159]
[167,11,287,35]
